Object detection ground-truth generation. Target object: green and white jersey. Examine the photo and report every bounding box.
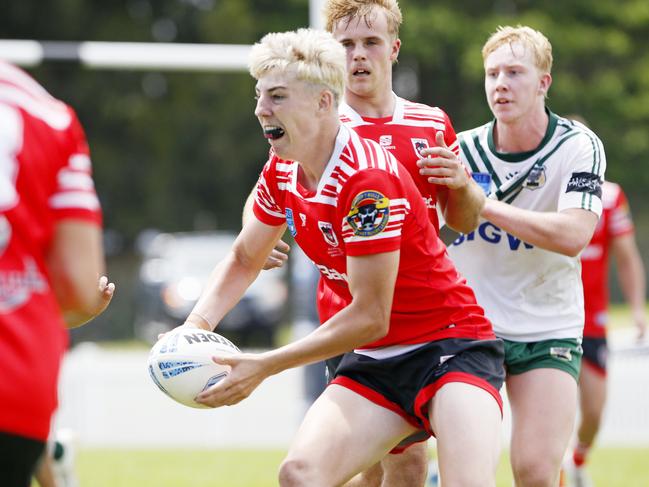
[448,111,606,342]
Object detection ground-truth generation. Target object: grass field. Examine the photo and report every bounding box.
[52,307,649,486]
[72,447,649,486]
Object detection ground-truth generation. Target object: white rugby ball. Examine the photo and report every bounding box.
[147,327,241,409]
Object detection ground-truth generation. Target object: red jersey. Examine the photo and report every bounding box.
[253,125,493,348]
[339,96,460,230]
[0,62,102,440]
[581,181,634,338]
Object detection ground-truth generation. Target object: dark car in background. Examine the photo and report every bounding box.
[134,231,288,347]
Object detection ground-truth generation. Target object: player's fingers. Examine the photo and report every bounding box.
[435,130,447,148]
[275,240,291,253]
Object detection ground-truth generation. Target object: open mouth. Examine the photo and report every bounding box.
[352,68,370,77]
[263,126,285,140]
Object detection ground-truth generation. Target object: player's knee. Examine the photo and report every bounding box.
[512,456,558,487]
[278,457,317,487]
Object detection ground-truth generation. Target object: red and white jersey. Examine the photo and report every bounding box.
[339,95,459,230]
[253,125,493,348]
[581,181,634,337]
[0,62,102,441]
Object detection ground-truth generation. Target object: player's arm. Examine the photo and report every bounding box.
[243,186,290,269]
[417,131,485,233]
[481,201,598,257]
[612,233,647,339]
[46,220,115,328]
[195,250,398,407]
[185,215,287,332]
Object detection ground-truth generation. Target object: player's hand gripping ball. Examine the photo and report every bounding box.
[147,327,241,408]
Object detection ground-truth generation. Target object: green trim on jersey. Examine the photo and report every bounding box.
[486,109,559,162]
[500,131,580,204]
[503,338,583,381]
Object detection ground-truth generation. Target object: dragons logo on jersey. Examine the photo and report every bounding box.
[318,221,339,247]
[523,166,546,190]
[411,138,429,156]
[346,190,390,237]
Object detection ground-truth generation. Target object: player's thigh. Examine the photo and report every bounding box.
[507,368,577,461]
[284,384,419,484]
[429,382,502,481]
[578,364,607,419]
[380,441,429,486]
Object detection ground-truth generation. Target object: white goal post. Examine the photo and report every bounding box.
[0,0,325,71]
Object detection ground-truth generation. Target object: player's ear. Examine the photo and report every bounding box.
[390,38,401,63]
[539,72,552,98]
[318,89,335,113]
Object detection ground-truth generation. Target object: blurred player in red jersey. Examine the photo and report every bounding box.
[0,61,114,487]
[183,28,504,486]
[567,178,647,487]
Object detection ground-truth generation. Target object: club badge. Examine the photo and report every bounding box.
[346,190,390,237]
[318,221,339,247]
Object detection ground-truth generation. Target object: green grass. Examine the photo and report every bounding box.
[70,447,649,486]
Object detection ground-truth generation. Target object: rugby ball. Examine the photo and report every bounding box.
[147,327,241,408]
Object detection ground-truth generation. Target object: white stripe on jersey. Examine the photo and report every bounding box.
[0,104,21,210]
[49,191,100,210]
[57,169,96,191]
[68,154,91,171]
[0,86,71,130]
[344,229,402,243]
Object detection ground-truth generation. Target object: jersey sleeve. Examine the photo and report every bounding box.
[49,108,102,225]
[557,131,606,216]
[442,110,460,157]
[252,152,286,226]
[609,185,634,237]
[338,167,408,256]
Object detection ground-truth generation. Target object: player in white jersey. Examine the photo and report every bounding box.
[422,26,606,487]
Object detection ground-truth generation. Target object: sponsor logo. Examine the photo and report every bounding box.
[523,167,546,190]
[411,138,429,156]
[439,354,455,365]
[471,172,492,195]
[286,208,297,237]
[549,347,572,361]
[566,172,602,197]
[318,221,339,247]
[379,135,392,147]
[346,190,390,237]
[315,263,348,282]
[299,213,307,227]
[0,257,48,313]
[451,222,534,251]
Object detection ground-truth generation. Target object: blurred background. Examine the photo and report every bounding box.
[4,0,649,347]
[3,2,649,485]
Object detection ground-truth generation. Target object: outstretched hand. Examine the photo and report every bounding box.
[195,352,270,407]
[416,131,470,190]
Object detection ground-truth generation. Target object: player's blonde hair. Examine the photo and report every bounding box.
[482,25,553,74]
[248,28,346,105]
[323,0,402,39]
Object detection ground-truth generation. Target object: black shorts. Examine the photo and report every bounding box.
[0,431,46,487]
[328,338,505,451]
[582,336,608,375]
